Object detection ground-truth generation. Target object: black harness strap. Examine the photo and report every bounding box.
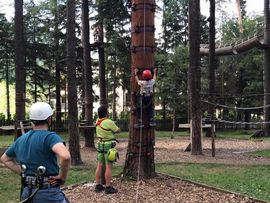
[131,25,155,33]
[131,3,156,12]
[131,45,156,53]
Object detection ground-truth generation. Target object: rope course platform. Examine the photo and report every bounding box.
[200,31,265,56]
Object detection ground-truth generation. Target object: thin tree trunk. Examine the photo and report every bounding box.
[112,54,117,120]
[236,0,244,33]
[53,0,62,131]
[5,59,11,123]
[123,0,156,179]
[82,0,95,148]
[15,0,26,138]
[67,0,83,165]
[206,0,216,137]
[188,0,202,155]
[264,0,270,136]
[98,22,107,107]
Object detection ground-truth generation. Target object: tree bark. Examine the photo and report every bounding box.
[52,0,62,131]
[264,0,270,136]
[123,0,156,179]
[188,0,202,155]
[5,59,11,123]
[82,0,95,148]
[67,0,83,165]
[206,0,216,137]
[98,22,108,107]
[15,0,26,135]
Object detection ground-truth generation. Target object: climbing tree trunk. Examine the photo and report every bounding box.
[188,0,202,155]
[82,0,95,148]
[123,0,156,179]
[67,0,83,165]
[264,0,270,136]
[15,0,26,134]
[206,0,216,137]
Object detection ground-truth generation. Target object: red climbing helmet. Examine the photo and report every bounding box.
[142,69,152,80]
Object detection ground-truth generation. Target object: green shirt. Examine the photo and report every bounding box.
[96,118,119,141]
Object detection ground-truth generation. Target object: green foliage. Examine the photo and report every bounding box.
[155,46,189,119]
[156,163,270,202]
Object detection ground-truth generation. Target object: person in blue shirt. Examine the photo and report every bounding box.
[0,102,71,203]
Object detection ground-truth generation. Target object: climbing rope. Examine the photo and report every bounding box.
[202,100,270,110]
[216,119,270,125]
[135,95,143,203]
[135,1,146,202]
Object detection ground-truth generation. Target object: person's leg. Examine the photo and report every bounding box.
[147,96,156,126]
[104,163,118,194]
[95,162,103,184]
[135,95,144,128]
[95,151,106,192]
[105,163,112,187]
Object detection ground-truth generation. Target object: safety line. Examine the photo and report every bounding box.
[136,2,146,201]
[135,95,143,203]
[216,119,270,125]
[202,100,270,110]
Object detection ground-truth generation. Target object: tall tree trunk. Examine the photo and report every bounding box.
[236,0,244,33]
[5,59,11,123]
[15,0,26,132]
[188,0,202,155]
[98,22,107,107]
[264,0,270,136]
[82,0,95,148]
[123,0,156,179]
[206,0,216,137]
[67,0,83,165]
[112,54,117,120]
[53,0,62,131]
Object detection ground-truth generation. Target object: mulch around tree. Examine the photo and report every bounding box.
[64,137,270,202]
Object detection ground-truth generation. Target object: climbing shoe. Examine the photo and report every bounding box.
[149,118,156,127]
[105,186,118,194]
[134,120,144,128]
[95,184,105,192]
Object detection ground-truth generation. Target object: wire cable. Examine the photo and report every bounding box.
[202,100,270,110]
[135,1,146,202]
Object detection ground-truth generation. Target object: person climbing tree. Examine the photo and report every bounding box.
[95,105,120,194]
[134,68,157,128]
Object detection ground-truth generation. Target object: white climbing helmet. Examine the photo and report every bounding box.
[29,102,54,120]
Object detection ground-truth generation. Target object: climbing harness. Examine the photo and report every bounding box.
[20,166,47,203]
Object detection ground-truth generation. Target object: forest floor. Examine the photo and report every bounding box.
[65,136,270,203]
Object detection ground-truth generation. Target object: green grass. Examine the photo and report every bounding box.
[249,149,270,158]
[215,130,255,140]
[156,162,270,202]
[0,136,15,148]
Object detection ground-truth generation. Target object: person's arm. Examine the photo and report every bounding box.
[49,143,71,185]
[153,68,157,80]
[135,68,139,83]
[0,153,21,175]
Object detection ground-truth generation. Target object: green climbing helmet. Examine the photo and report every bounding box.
[107,148,119,162]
